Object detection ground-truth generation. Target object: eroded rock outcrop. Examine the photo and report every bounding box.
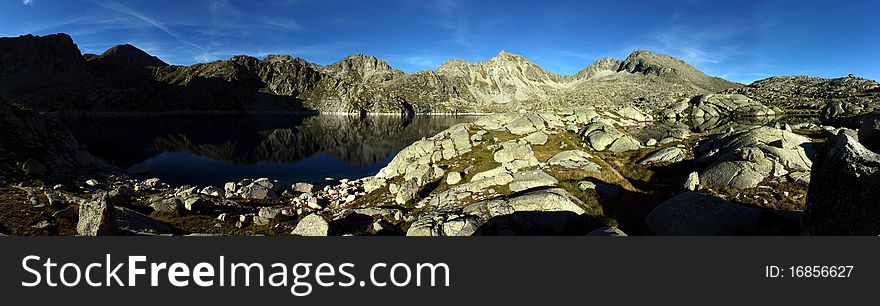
[696,126,814,189]
[802,133,880,235]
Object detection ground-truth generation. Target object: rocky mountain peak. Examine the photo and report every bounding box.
[619,49,690,75]
[614,49,739,92]
[490,50,529,63]
[438,51,557,81]
[0,33,85,73]
[0,33,93,91]
[93,44,168,69]
[327,54,399,73]
[323,53,404,84]
[572,57,622,81]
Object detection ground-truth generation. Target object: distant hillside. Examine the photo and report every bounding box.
[3,33,873,117]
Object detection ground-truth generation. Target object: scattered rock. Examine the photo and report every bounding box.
[238,182,277,200]
[182,195,214,211]
[292,182,315,193]
[256,207,282,225]
[200,186,224,197]
[547,150,600,172]
[638,147,686,166]
[508,170,558,192]
[522,131,548,145]
[291,214,329,236]
[446,172,462,185]
[683,171,700,191]
[150,198,182,213]
[615,106,652,122]
[577,180,596,190]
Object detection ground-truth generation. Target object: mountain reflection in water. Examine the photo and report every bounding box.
[60,114,479,186]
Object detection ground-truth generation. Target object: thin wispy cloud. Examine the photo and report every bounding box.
[424,0,472,48]
[83,0,205,53]
[642,20,752,65]
[22,0,34,5]
[208,0,303,33]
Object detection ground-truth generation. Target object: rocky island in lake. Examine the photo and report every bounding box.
[1,33,879,236]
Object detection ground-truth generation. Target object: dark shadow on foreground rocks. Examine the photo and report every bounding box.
[328,212,403,236]
[474,211,605,236]
[645,192,800,236]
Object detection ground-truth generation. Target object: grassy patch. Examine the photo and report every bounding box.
[704,181,807,211]
[0,185,78,235]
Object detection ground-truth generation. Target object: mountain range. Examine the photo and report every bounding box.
[0,33,877,117]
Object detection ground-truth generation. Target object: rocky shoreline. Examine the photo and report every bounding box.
[3,105,878,236]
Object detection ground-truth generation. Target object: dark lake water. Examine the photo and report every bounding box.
[59,114,479,186]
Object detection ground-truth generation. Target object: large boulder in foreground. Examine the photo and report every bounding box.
[77,193,115,236]
[802,133,880,235]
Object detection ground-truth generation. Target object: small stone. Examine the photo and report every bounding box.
[200,186,224,197]
[446,172,462,185]
[32,220,50,229]
[224,182,237,196]
[142,178,163,189]
[522,131,548,145]
[292,182,315,193]
[683,171,700,191]
[577,181,596,190]
[150,198,182,213]
[183,195,213,211]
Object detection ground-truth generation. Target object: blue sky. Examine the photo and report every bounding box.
[1,0,878,84]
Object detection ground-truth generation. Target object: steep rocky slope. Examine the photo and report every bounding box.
[0,100,99,180]
[0,34,95,93]
[1,33,743,114]
[2,33,877,119]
